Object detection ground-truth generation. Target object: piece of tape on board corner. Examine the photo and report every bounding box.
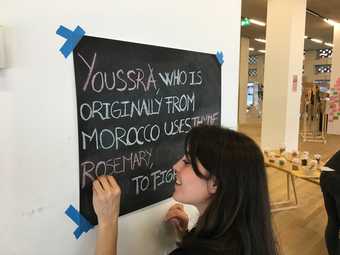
[216,51,224,65]
[65,205,94,239]
[56,25,85,58]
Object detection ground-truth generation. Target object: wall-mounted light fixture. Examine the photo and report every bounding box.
[255,38,266,43]
[311,38,323,44]
[325,42,334,47]
[323,18,340,27]
[249,19,266,27]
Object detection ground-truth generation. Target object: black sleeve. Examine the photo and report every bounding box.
[169,248,188,255]
[325,150,340,172]
[169,247,218,255]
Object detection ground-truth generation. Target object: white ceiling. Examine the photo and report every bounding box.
[241,0,340,53]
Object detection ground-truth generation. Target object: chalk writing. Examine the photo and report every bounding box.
[132,169,175,195]
[81,124,160,151]
[79,98,163,121]
[78,53,157,93]
[164,93,195,114]
[80,149,153,189]
[158,69,202,86]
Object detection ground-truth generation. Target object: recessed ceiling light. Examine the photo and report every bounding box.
[311,38,323,44]
[325,42,334,47]
[258,50,266,53]
[304,35,308,39]
[323,18,340,27]
[255,38,266,43]
[249,48,255,51]
[249,19,266,27]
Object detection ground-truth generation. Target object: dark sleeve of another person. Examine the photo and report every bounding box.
[325,150,340,173]
[321,150,340,194]
[169,247,219,255]
[169,248,187,255]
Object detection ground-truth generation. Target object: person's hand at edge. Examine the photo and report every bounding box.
[165,203,189,234]
[93,175,121,255]
[93,175,121,227]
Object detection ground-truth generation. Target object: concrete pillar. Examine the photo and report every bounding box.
[328,26,340,135]
[238,37,250,125]
[261,0,306,150]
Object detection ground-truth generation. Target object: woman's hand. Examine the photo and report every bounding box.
[93,176,121,255]
[93,175,121,227]
[165,203,189,233]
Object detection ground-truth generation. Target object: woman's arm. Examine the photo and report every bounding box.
[95,221,118,255]
[93,176,121,255]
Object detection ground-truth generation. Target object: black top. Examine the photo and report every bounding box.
[320,150,340,194]
[325,150,340,172]
[168,238,240,255]
[169,247,219,255]
[168,227,241,255]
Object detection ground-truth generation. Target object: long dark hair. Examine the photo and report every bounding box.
[180,125,278,255]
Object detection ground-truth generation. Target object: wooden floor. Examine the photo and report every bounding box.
[239,113,340,255]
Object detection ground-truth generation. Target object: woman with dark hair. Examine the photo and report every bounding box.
[93,125,279,255]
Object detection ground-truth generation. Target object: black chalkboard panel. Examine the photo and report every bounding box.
[73,35,221,225]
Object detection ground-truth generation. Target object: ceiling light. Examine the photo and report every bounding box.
[304,35,308,39]
[249,48,255,51]
[255,38,266,43]
[325,42,334,47]
[324,18,340,27]
[258,50,266,54]
[311,38,323,44]
[249,19,266,27]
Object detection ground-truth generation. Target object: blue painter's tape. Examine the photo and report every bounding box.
[65,205,94,239]
[216,51,224,65]
[56,25,85,58]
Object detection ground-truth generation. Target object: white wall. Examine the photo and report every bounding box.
[0,1,241,254]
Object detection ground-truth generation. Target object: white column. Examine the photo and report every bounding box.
[238,37,249,125]
[328,26,340,135]
[261,0,306,150]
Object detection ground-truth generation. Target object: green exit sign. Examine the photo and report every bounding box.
[241,18,251,27]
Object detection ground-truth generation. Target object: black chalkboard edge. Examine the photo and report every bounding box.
[79,35,220,63]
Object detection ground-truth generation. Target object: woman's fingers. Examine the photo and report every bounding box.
[165,209,181,221]
[170,203,184,209]
[165,211,187,225]
[92,175,122,226]
[93,179,104,194]
[98,176,111,191]
[170,203,184,211]
[107,176,121,194]
[165,203,189,233]
[95,175,121,195]
[165,204,186,221]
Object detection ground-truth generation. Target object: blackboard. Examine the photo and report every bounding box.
[73,36,221,225]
